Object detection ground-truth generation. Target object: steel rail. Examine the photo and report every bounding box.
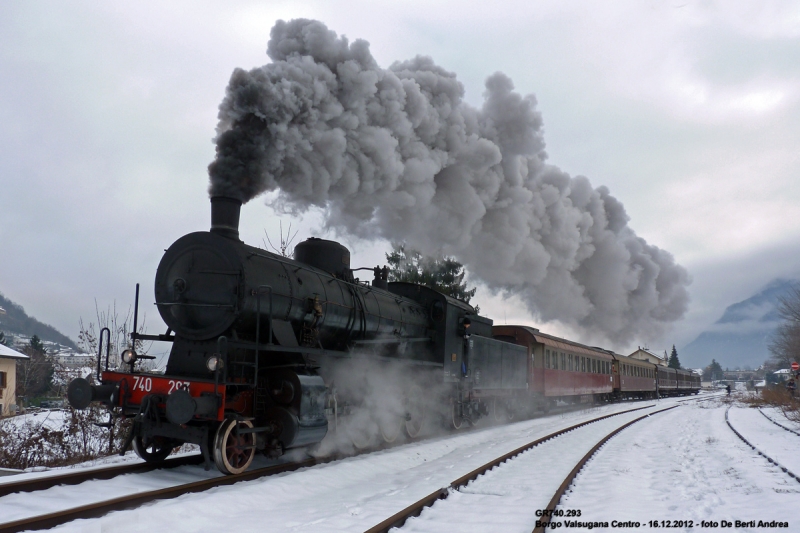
[533,394,725,532]
[1,396,702,532]
[362,403,657,533]
[725,406,799,483]
[532,405,679,533]
[0,454,347,533]
[0,453,204,498]
[758,407,800,437]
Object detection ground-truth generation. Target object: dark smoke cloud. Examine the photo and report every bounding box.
[208,19,691,344]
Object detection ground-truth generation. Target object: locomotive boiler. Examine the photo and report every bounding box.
[68,196,528,474]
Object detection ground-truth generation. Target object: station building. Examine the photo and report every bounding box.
[628,346,668,366]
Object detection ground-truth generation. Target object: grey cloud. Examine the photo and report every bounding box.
[208,18,691,344]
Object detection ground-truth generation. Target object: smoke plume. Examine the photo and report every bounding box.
[208,19,691,344]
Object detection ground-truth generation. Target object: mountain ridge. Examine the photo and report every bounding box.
[0,291,79,350]
[680,278,795,370]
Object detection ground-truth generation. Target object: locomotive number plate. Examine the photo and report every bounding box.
[102,371,224,418]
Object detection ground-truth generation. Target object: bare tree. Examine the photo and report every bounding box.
[767,283,800,371]
[263,221,299,257]
[15,342,54,402]
[78,301,151,371]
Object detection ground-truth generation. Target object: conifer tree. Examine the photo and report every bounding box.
[668,344,681,369]
[703,359,723,381]
[386,243,478,310]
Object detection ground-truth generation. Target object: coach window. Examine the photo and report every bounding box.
[561,353,565,371]
[546,350,551,369]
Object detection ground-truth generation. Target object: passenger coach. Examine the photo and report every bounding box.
[492,326,614,410]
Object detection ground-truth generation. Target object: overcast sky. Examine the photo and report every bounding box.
[1,1,799,359]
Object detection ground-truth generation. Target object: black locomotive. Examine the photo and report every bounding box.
[68,197,528,474]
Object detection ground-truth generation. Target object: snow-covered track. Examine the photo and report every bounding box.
[0,453,345,533]
[0,453,203,498]
[725,406,800,484]
[362,404,657,533]
[532,405,678,532]
[758,408,800,437]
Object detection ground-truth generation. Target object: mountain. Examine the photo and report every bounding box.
[0,292,78,350]
[680,279,796,370]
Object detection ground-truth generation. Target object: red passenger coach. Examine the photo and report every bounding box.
[492,326,614,409]
[611,354,657,400]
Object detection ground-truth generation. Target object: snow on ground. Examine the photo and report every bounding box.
[397,407,663,533]
[13,401,665,533]
[728,405,800,477]
[4,393,798,533]
[560,397,798,532]
[759,406,800,434]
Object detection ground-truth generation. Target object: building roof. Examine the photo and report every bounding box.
[630,347,667,361]
[0,344,29,360]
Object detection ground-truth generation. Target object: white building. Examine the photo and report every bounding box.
[629,346,668,366]
[0,344,29,416]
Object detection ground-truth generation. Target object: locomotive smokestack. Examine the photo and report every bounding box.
[210,196,242,239]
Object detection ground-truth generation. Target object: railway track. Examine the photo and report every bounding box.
[758,407,800,437]
[360,394,720,533]
[0,453,204,498]
[361,402,687,533]
[725,406,800,484]
[1,396,705,533]
[0,453,341,533]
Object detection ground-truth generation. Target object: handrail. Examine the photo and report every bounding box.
[96,327,111,381]
[253,285,274,387]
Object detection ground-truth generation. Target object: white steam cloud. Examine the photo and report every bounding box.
[208,19,691,344]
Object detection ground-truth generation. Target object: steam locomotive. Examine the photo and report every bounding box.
[68,197,529,474]
[68,197,699,475]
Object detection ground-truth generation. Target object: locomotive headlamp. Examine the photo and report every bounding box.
[121,349,137,364]
[206,355,224,372]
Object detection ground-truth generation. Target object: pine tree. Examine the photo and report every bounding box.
[0,331,8,346]
[386,243,478,309]
[703,359,723,381]
[668,344,681,369]
[30,334,46,355]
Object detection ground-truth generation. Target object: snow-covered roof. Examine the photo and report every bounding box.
[774,369,794,374]
[633,347,666,361]
[0,343,29,360]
